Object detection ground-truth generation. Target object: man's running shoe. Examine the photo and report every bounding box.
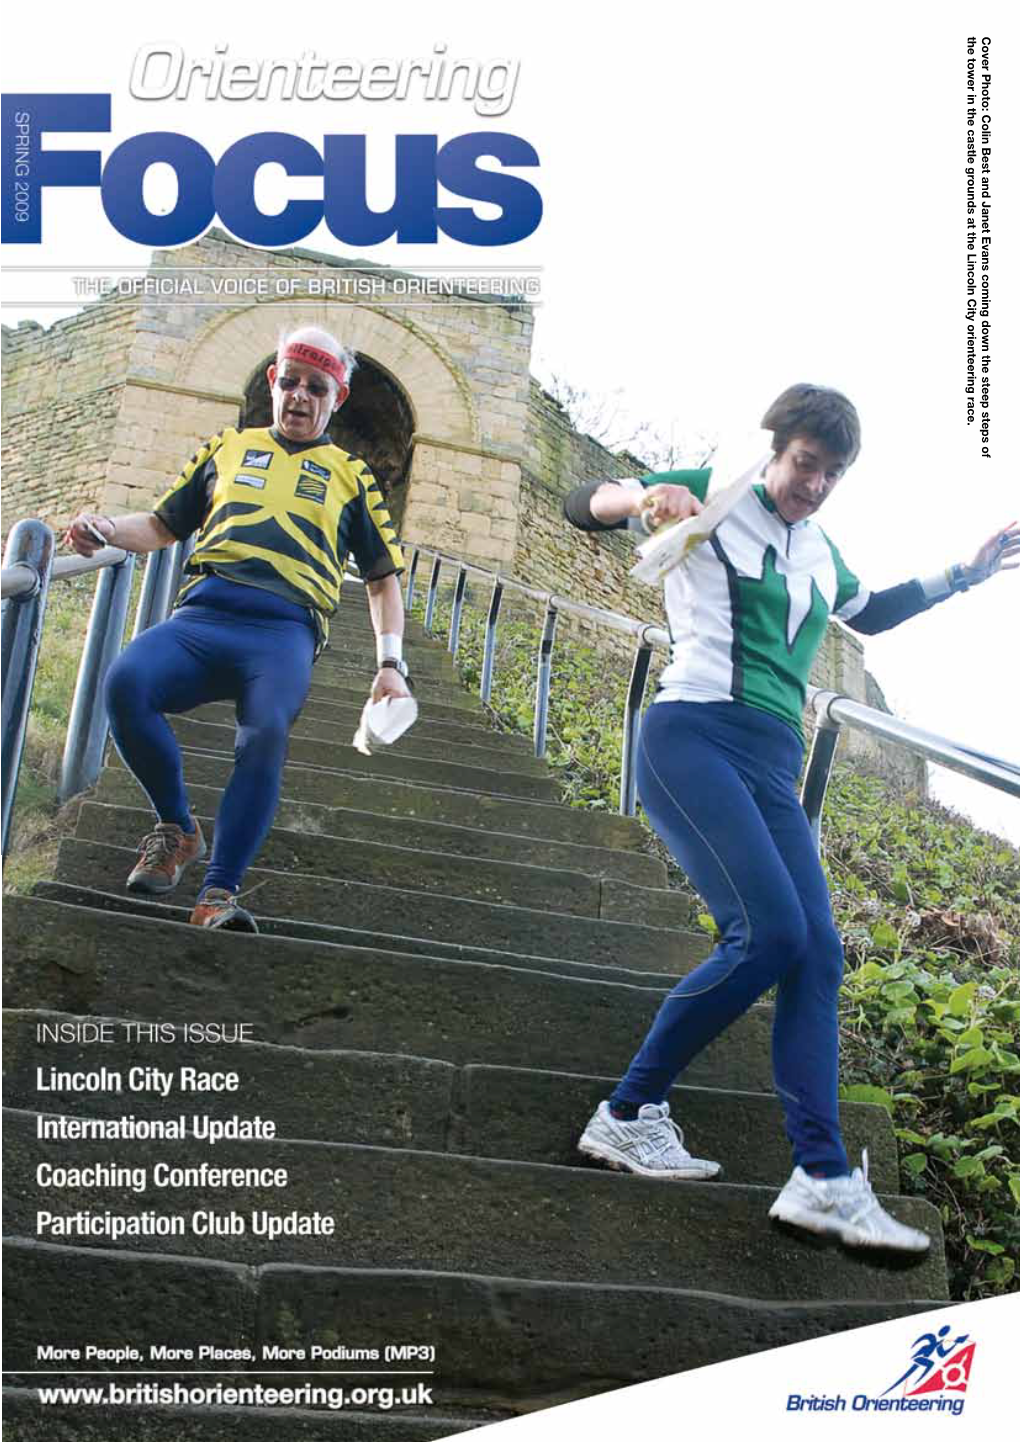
[768,1149,930,1252]
[578,1100,722,1179]
[189,888,259,933]
[126,820,206,894]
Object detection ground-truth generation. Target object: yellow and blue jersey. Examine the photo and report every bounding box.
[154,426,403,650]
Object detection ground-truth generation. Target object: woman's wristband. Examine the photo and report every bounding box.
[920,565,972,600]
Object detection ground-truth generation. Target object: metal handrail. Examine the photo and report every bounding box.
[59,554,137,804]
[1,544,129,599]
[1,524,193,860]
[1,521,55,855]
[814,691,1020,791]
[801,688,1020,845]
[1,517,1015,864]
[400,540,669,643]
[401,541,1019,835]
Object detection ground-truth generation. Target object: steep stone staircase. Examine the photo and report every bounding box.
[2,590,948,1439]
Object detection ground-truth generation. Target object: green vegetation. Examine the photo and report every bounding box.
[829,777,1020,1299]
[417,587,1020,1300]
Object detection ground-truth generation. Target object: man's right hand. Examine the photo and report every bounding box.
[64,513,115,556]
[638,484,704,529]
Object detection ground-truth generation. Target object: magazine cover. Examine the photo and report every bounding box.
[2,5,1018,1440]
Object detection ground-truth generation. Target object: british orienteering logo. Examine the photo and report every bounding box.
[882,1324,976,1403]
[786,1323,976,1415]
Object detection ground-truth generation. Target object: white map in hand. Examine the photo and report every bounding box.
[353,695,419,755]
[630,456,767,586]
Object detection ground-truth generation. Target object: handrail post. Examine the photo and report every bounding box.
[801,692,843,849]
[58,553,137,804]
[481,578,504,704]
[133,547,172,637]
[620,635,653,816]
[423,555,442,634]
[167,533,194,605]
[1,520,55,859]
[533,599,559,758]
[448,564,468,657]
[152,540,182,624]
[405,548,420,611]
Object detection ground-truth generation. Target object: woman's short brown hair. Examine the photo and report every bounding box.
[761,384,861,466]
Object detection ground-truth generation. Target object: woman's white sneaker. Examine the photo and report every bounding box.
[768,1149,930,1252]
[578,1100,722,1180]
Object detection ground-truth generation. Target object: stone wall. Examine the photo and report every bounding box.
[518,382,665,637]
[1,298,140,526]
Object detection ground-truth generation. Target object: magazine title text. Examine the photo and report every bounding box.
[2,45,540,249]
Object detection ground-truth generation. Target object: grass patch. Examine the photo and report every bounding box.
[4,572,121,893]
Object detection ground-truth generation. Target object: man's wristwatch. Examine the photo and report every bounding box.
[379,658,410,679]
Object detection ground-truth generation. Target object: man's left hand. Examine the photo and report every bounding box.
[371,667,411,702]
[966,521,1020,583]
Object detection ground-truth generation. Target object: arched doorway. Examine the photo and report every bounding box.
[240,353,416,530]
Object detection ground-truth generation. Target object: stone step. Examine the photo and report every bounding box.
[167,719,560,802]
[194,700,536,753]
[315,662,470,698]
[330,606,432,634]
[329,602,432,639]
[332,591,428,621]
[76,803,686,925]
[91,774,665,888]
[453,1064,900,1192]
[101,751,649,851]
[321,645,458,677]
[0,1388,470,1439]
[171,714,551,778]
[53,838,706,976]
[303,664,487,720]
[3,897,773,1090]
[599,877,698,929]
[309,676,480,717]
[3,1109,947,1301]
[220,1266,945,1395]
[3,1240,942,1412]
[33,884,685,989]
[326,629,456,660]
[2,1009,897,1190]
[330,614,448,645]
[315,666,480,708]
[316,614,479,680]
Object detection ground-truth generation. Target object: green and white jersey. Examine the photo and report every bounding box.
[625,467,871,735]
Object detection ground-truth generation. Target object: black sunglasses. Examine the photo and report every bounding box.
[277,375,332,397]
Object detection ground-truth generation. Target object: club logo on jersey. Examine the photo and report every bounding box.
[714,501,840,652]
[234,472,266,490]
[301,459,331,481]
[295,474,328,505]
[242,449,273,470]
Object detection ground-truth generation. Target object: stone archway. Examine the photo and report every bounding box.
[175,301,477,448]
[169,300,522,570]
[240,352,416,530]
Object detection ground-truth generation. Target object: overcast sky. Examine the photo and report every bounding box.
[3,2,1017,841]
